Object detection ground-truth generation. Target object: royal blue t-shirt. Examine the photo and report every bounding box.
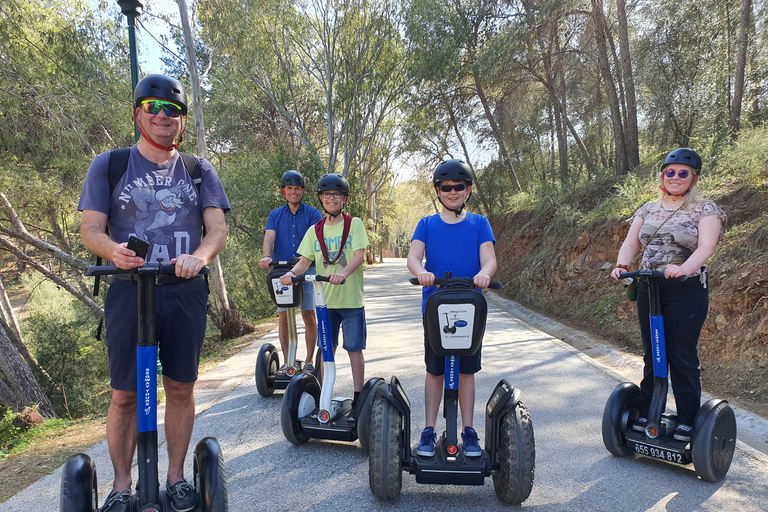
[77,145,230,264]
[412,212,496,313]
[265,202,323,263]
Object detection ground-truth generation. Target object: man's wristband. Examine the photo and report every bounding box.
[614,264,629,271]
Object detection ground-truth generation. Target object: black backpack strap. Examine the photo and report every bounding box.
[179,153,203,193]
[107,147,132,196]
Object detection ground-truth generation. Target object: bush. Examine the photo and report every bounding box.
[20,277,110,419]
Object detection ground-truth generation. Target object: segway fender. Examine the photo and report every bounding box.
[605,382,642,434]
[194,437,228,511]
[375,376,411,418]
[60,453,98,512]
[357,377,386,454]
[692,398,728,442]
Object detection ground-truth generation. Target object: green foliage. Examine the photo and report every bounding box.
[0,408,23,454]
[20,277,110,419]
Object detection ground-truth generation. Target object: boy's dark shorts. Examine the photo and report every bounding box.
[423,315,481,376]
[105,278,208,391]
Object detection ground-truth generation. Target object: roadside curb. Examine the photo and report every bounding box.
[486,291,768,462]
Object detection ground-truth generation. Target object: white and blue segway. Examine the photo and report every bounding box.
[602,269,737,482]
[368,273,535,504]
[280,274,383,454]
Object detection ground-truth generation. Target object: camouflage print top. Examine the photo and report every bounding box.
[631,200,726,275]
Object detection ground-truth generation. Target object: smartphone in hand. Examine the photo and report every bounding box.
[127,235,149,259]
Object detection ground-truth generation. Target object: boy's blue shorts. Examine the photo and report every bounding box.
[423,315,481,376]
[104,278,208,391]
[327,307,367,351]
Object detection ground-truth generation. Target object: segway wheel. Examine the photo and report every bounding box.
[255,343,279,397]
[357,378,385,455]
[194,437,228,512]
[281,373,321,445]
[60,453,98,512]
[601,382,642,457]
[493,401,535,504]
[368,393,403,500]
[692,401,737,482]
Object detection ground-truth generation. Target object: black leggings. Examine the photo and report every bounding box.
[636,275,708,426]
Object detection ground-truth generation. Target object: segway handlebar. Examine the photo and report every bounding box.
[619,270,688,281]
[409,276,502,289]
[85,262,210,277]
[292,274,345,285]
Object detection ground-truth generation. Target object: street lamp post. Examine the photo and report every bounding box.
[117,0,144,142]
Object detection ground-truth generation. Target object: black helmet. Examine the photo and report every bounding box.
[133,74,188,115]
[281,170,305,188]
[433,159,474,186]
[317,173,349,195]
[662,148,702,175]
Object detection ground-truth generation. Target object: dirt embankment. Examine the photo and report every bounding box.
[489,185,768,417]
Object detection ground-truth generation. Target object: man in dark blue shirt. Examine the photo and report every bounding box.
[259,170,323,373]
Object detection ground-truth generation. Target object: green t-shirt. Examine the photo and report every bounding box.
[297,216,369,308]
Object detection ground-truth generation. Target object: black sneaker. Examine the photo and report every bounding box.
[632,417,647,432]
[673,424,692,442]
[100,489,131,512]
[166,480,197,512]
[347,400,357,422]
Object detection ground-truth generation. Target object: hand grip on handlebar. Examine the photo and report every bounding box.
[409,277,502,289]
[85,263,210,277]
[619,270,688,281]
[291,274,345,285]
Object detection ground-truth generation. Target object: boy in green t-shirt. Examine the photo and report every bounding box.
[279,173,369,419]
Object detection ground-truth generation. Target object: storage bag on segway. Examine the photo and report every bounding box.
[267,266,303,308]
[424,285,487,356]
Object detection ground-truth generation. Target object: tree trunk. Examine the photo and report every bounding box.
[729,0,752,135]
[0,326,56,417]
[472,67,522,192]
[617,0,640,168]
[178,0,254,339]
[592,0,629,176]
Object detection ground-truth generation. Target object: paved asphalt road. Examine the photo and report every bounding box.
[3,259,768,511]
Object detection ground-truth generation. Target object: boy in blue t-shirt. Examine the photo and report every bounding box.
[406,159,497,459]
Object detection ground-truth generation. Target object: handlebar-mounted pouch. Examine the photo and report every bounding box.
[267,264,303,308]
[424,285,487,356]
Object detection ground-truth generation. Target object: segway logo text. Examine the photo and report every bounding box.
[143,368,151,415]
[654,329,661,363]
[448,356,456,388]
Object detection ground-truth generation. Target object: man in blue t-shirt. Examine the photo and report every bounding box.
[78,75,230,512]
[407,159,497,460]
[258,170,323,374]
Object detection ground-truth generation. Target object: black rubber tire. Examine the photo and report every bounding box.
[281,373,321,445]
[692,401,737,482]
[254,343,279,397]
[493,401,535,504]
[60,453,98,512]
[358,379,385,455]
[194,437,228,512]
[368,393,403,500]
[601,382,642,457]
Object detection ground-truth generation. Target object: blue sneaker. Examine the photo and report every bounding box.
[416,426,436,457]
[461,426,482,457]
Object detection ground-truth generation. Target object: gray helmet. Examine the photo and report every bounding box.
[133,74,188,115]
[281,170,305,188]
[317,173,349,195]
[662,148,702,175]
[433,159,474,186]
